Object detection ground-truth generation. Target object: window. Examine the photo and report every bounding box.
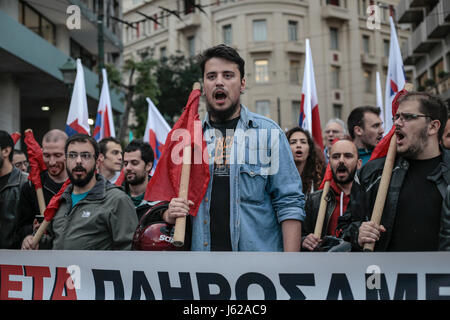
[188,36,195,57]
[360,0,368,16]
[291,101,301,126]
[330,27,339,50]
[223,24,232,45]
[431,59,444,83]
[327,0,340,5]
[333,104,342,119]
[160,47,167,59]
[255,60,269,84]
[290,60,300,84]
[256,100,271,118]
[331,66,340,89]
[362,35,370,54]
[384,39,390,57]
[20,1,56,45]
[253,20,267,42]
[288,21,298,42]
[364,70,372,93]
[70,39,97,70]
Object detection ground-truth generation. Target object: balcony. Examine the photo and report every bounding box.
[444,0,450,22]
[175,12,201,31]
[401,37,423,65]
[248,42,274,54]
[411,21,439,54]
[426,1,450,38]
[361,53,377,66]
[321,5,350,22]
[284,41,305,54]
[396,0,424,24]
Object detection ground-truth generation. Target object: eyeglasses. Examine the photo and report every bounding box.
[14,161,29,168]
[66,152,95,161]
[392,112,431,123]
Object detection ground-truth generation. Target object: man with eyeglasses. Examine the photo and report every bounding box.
[339,92,450,251]
[27,134,137,250]
[19,129,69,250]
[323,119,347,164]
[12,149,29,173]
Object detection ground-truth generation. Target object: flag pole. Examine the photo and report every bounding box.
[313,180,330,239]
[363,83,413,252]
[172,82,201,247]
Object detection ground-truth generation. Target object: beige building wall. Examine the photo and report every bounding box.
[123,0,409,132]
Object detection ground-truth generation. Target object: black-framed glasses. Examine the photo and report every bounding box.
[66,152,95,161]
[392,112,431,123]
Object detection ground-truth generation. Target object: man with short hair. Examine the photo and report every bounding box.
[347,106,384,165]
[162,44,305,252]
[0,131,28,249]
[302,139,361,251]
[18,129,69,249]
[13,149,29,173]
[98,137,122,184]
[123,139,154,220]
[323,118,347,164]
[340,92,450,251]
[29,134,137,250]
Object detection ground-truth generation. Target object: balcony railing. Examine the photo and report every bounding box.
[426,0,450,38]
[321,4,350,21]
[396,0,424,23]
[411,20,439,53]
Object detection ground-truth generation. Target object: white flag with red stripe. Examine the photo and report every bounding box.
[299,38,323,150]
[93,69,115,141]
[384,16,406,132]
[65,59,90,136]
[144,98,171,174]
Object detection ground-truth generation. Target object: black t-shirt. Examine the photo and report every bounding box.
[387,155,443,251]
[209,117,240,251]
[0,172,11,192]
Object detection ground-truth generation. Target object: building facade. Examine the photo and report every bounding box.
[123,0,409,132]
[0,0,124,143]
[397,0,450,103]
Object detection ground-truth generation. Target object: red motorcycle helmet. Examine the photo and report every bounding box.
[132,201,179,251]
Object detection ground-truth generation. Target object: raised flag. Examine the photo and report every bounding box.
[11,132,21,145]
[24,130,46,189]
[65,59,90,137]
[144,88,210,217]
[300,38,323,150]
[384,16,406,133]
[93,69,115,141]
[143,97,171,172]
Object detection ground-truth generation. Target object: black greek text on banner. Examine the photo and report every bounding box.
[1,251,450,300]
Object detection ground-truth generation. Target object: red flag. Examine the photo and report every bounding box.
[24,130,47,189]
[319,163,333,190]
[43,179,71,222]
[369,88,407,161]
[11,132,21,145]
[144,88,210,217]
[115,168,125,186]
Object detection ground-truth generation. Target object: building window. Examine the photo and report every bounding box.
[19,1,56,45]
[292,101,301,126]
[188,36,195,57]
[255,60,269,84]
[331,66,340,89]
[253,20,267,42]
[290,60,300,84]
[160,47,167,59]
[223,24,232,45]
[362,35,370,54]
[364,70,372,93]
[431,59,444,83]
[384,39,390,57]
[330,27,339,50]
[256,100,271,118]
[327,0,340,6]
[333,104,342,119]
[70,39,97,70]
[288,21,298,42]
[184,0,195,14]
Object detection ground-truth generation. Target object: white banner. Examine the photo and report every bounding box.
[1,250,450,300]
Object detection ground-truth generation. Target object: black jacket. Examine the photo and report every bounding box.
[0,168,28,248]
[302,188,338,243]
[15,171,64,244]
[338,148,450,251]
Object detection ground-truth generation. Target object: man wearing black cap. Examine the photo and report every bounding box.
[0,130,28,248]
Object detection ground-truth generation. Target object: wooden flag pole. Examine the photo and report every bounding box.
[172,82,201,247]
[313,180,330,238]
[363,83,413,252]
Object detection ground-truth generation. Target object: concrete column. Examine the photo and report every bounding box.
[0,74,21,134]
[0,0,19,21]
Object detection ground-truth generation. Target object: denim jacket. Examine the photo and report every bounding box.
[190,105,305,251]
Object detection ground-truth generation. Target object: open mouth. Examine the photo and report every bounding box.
[396,131,405,143]
[295,151,303,157]
[214,90,227,103]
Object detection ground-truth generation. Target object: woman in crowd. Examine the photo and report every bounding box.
[286,127,325,197]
